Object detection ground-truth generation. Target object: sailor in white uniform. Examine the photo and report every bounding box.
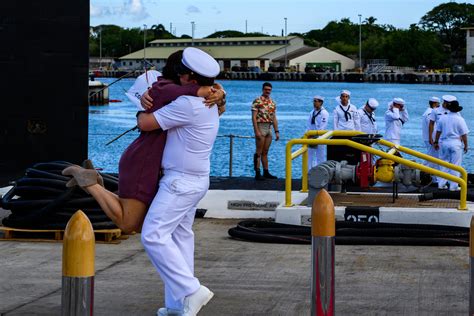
[384,97,409,145]
[333,90,361,131]
[428,95,457,189]
[358,98,379,134]
[137,47,220,316]
[306,95,329,169]
[434,100,469,191]
[422,97,441,183]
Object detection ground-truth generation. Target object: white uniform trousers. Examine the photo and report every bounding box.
[141,170,209,310]
[308,145,326,170]
[439,139,463,190]
[424,140,440,184]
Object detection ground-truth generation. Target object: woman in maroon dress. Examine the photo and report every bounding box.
[63,50,225,233]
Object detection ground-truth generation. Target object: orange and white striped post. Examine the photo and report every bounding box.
[311,189,335,316]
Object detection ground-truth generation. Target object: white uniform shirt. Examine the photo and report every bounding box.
[358,107,377,134]
[307,107,329,131]
[422,107,435,142]
[333,103,361,131]
[428,106,449,124]
[384,107,409,142]
[436,112,469,141]
[154,95,219,176]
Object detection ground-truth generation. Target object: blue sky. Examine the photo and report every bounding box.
[91,0,459,37]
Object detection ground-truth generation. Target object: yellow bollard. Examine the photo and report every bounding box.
[311,189,335,316]
[62,210,95,316]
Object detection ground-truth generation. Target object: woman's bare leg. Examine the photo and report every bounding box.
[86,184,147,234]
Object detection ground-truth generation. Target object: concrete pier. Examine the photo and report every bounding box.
[0,213,469,315]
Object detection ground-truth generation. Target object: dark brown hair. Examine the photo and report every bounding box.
[162,50,183,84]
[189,72,215,86]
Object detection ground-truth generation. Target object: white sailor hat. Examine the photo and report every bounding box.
[181,47,220,78]
[367,98,379,109]
[442,94,457,103]
[388,97,405,108]
[392,97,405,105]
[340,89,351,96]
[313,95,325,101]
[429,96,440,103]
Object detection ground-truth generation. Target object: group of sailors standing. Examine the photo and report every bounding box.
[307,90,469,191]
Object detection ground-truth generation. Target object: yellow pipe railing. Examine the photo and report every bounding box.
[291,146,309,193]
[294,131,337,193]
[285,132,468,210]
[300,130,468,194]
[377,139,468,182]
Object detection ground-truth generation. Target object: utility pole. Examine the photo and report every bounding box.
[358,14,362,72]
[143,24,147,65]
[170,22,172,35]
[245,20,248,34]
[99,27,102,69]
[191,21,195,46]
[284,17,288,70]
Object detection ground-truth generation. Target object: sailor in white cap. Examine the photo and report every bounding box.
[358,98,379,134]
[307,95,329,168]
[428,94,458,188]
[422,97,441,182]
[433,100,469,191]
[333,89,361,131]
[137,47,219,316]
[384,97,409,145]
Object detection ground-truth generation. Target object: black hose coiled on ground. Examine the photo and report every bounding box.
[1,161,118,230]
[419,190,474,202]
[228,220,469,246]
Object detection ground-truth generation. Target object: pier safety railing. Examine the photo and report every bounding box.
[285,130,468,210]
[218,134,254,177]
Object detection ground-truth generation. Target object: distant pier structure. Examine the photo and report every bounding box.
[92,69,474,85]
[222,71,474,85]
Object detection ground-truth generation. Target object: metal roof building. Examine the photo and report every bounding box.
[273,47,355,72]
[119,36,305,71]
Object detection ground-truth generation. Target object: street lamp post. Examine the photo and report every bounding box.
[284,17,288,70]
[358,14,362,73]
[191,21,195,46]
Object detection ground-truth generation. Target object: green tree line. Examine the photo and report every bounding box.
[90,2,474,68]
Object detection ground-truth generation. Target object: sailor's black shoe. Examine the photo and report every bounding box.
[263,169,277,179]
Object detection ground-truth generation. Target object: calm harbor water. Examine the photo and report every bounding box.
[89,79,474,178]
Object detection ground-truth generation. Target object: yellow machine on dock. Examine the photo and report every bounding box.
[285,130,468,210]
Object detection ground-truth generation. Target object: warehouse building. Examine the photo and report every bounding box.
[118,36,354,72]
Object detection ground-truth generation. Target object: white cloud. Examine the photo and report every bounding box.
[186,5,201,14]
[128,0,147,16]
[90,0,149,20]
[90,4,111,17]
[90,4,101,17]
